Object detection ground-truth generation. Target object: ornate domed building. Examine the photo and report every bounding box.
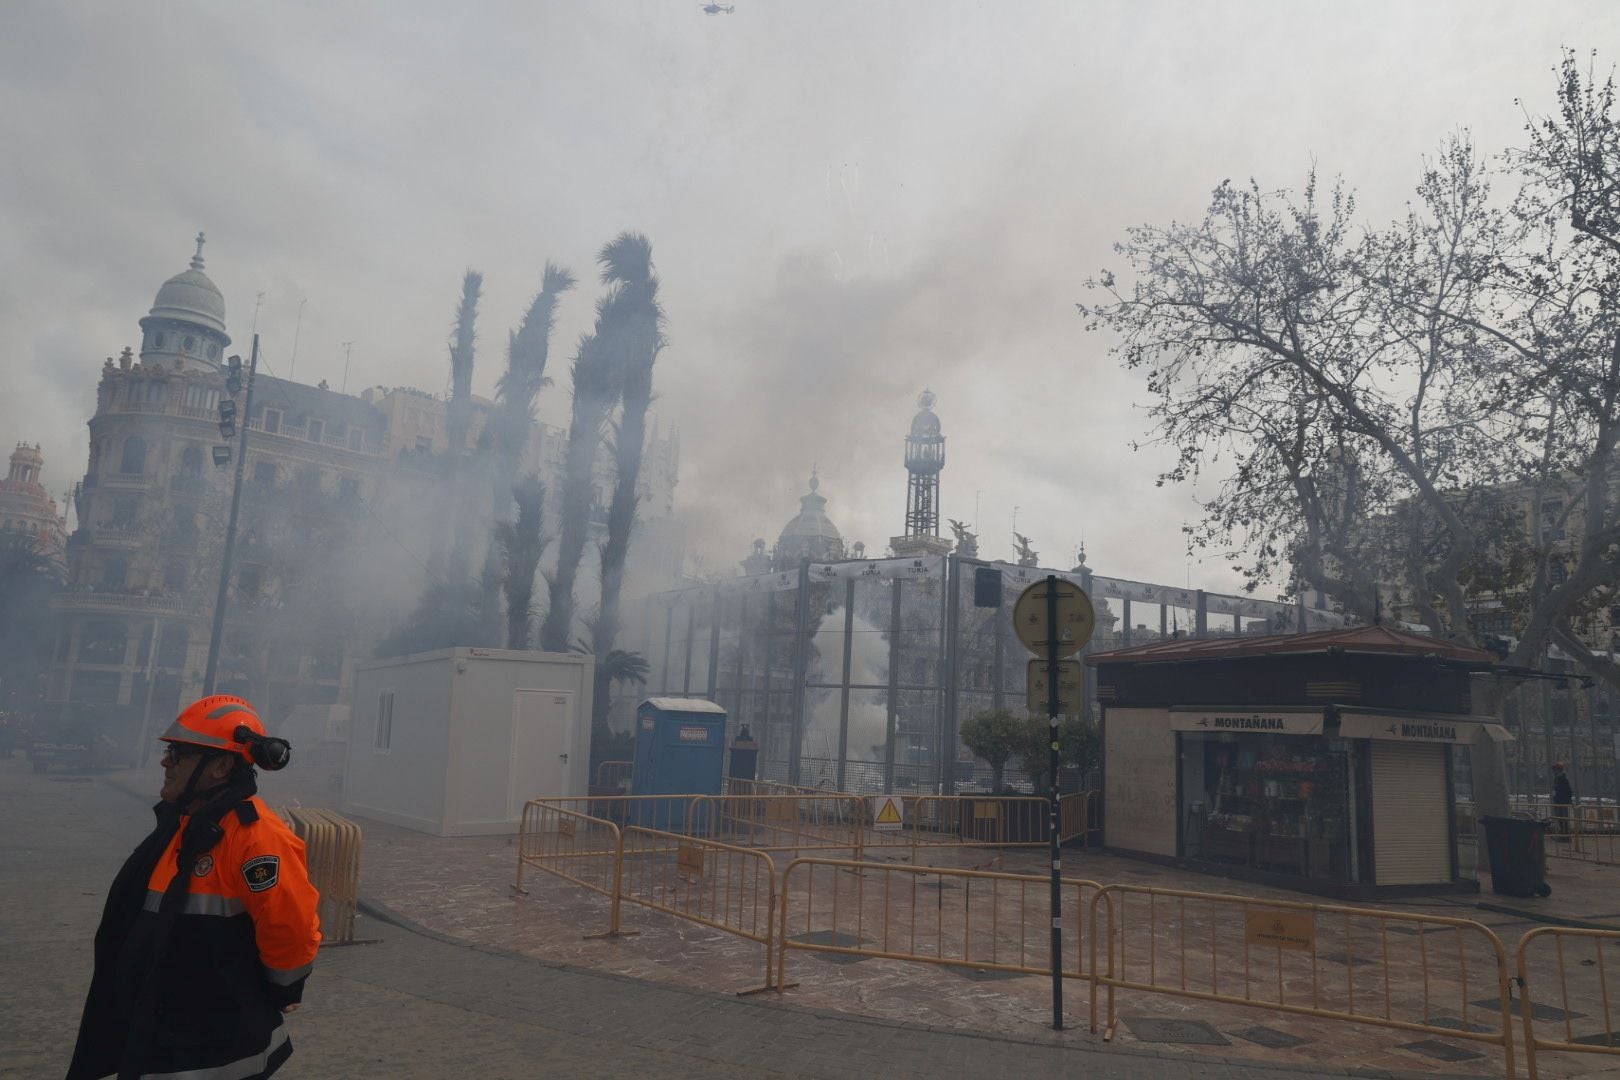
[772,470,845,570]
[0,443,68,568]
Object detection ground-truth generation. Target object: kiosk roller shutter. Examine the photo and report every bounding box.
[1370,741,1449,886]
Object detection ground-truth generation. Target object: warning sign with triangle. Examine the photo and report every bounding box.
[871,795,904,831]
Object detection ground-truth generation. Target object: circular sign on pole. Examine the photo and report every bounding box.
[1012,578,1096,657]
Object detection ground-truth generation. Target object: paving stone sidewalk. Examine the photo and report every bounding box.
[3,760,1493,1079]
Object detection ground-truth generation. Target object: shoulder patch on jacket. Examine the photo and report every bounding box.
[243,854,280,892]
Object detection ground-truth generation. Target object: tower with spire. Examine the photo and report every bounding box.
[138,232,230,374]
[891,390,952,557]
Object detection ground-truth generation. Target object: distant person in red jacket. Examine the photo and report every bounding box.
[67,696,321,1080]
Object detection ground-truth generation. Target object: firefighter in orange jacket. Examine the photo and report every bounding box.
[67,696,321,1080]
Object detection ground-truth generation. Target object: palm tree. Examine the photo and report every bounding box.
[497,474,548,649]
[538,290,625,652]
[444,270,482,582]
[481,264,574,643]
[589,233,662,726]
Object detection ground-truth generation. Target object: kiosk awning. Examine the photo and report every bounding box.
[1337,712,1514,745]
[1170,710,1324,736]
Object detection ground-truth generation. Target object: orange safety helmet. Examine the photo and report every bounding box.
[159,695,265,763]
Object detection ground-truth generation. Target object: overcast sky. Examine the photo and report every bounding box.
[1,1,1610,596]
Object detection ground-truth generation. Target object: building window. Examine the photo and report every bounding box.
[263,409,282,434]
[182,336,196,352]
[207,344,219,360]
[164,561,187,591]
[157,628,188,668]
[101,557,128,590]
[179,445,204,479]
[109,496,138,527]
[1550,559,1568,585]
[153,332,166,349]
[415,436,432,453]
[184,384,219,411]
[120,436,147,475]
[308,419,325,444]
[238,565,262,600]
[348,428,364,451]
[376,690,394,750]
[1542,500,1566,542]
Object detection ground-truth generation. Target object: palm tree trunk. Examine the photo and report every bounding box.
[539,301,621,652]
[589,234,662,726]
[484,264,574,645]
[501,475,547,649]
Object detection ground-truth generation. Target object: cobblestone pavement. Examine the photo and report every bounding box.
[3,758,1496,1079]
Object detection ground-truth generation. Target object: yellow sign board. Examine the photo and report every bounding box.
[871,795,904,831]
[1013,578,1096,658]
[1243,909,1315,952]
[1027,659,1084,715]
[676,843,705,878]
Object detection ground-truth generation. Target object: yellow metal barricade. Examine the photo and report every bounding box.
[897,795,1053,851]
[1517,926,1620,1078]
[278,807,363,944]
[778,858,1102,998]
[527,794,700,834]
[1089,883,1518,1077]
[692,794,866,854]
[1547,814,1620,867]
[512,800,624,936]
[616,826,779,993]
[722,777,845,798]
[1059,790,1101,847]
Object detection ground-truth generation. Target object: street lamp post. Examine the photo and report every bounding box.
[202,334,259,694]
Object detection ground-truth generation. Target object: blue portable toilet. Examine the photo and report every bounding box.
[630,697,728,831]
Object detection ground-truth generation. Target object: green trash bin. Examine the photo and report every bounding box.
[1481,815,1551,898]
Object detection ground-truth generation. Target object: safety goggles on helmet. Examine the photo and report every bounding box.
[160,695,292,770]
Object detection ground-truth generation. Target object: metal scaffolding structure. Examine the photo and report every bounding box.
[633,554,1343,796]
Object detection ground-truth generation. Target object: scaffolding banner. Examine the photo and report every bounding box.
[713,569,802,595]
[810,556,945,583]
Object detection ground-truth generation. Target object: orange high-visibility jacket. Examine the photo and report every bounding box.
[68,794,321,1080]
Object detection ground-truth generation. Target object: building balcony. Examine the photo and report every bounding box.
[118,399,171,415]
[179,405,215,420]
[100,472,151,491]
[54,589,197,615]
[91,522,145,548]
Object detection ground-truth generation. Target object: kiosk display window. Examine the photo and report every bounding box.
[1180,733,1362,883]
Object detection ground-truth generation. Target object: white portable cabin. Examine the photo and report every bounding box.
[343,647,593,836]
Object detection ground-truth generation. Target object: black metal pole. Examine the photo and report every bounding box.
[203,334,257,695]
[1046,574,1063,1030]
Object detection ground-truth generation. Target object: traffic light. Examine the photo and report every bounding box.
[212,445,232,467]
[226,354,243,395]
[218,398,237,440]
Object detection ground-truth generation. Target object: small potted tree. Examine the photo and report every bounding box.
[959,709,1028,842]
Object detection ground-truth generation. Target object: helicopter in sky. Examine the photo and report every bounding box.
[700,3,735,13]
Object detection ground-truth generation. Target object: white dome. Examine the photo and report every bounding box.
[146,233,226,335]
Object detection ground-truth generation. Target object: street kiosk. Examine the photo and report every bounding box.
[1087,625,1508,898]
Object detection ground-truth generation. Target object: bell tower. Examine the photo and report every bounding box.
[891,390,952,557]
